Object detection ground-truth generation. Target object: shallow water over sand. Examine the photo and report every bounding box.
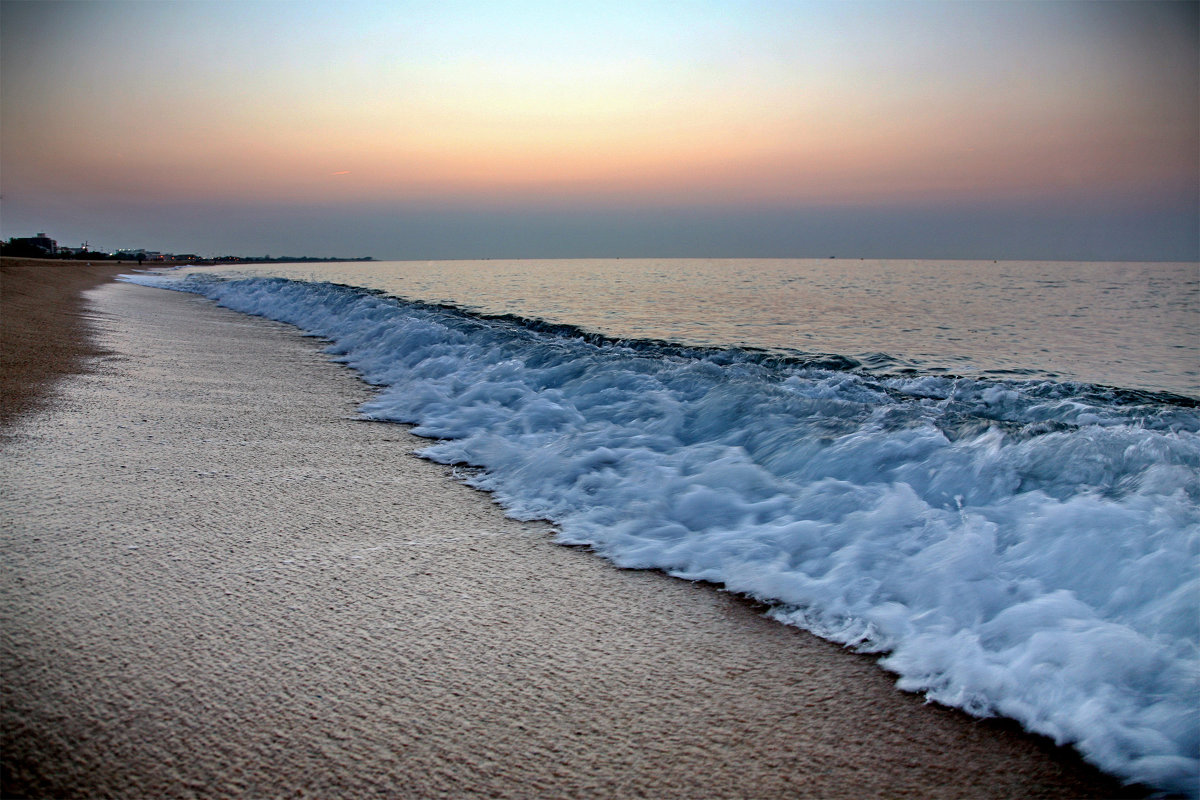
[126,270,1200,794]
[0,282,1131,799]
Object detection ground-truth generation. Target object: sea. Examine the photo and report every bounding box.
[127,258,1199,796]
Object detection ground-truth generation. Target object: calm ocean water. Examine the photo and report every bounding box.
[216,258,1198,398]
[129,258,1199,795]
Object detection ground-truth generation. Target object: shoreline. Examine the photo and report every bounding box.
[0,257,138,425]
[1,266,1142,798]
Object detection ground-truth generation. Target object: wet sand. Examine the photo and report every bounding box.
[0,268,1140,798]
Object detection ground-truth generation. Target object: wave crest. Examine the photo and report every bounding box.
[125,272,1200,795]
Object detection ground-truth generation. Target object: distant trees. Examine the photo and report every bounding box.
[60,249,112,260]
[1,237,57,258]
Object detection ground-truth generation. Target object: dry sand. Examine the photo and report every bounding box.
[0,258,132,426]
[0,267,1140,798]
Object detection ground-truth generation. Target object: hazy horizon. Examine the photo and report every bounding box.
[2,0,1196,262]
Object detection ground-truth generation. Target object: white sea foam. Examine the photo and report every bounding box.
[125,273,1200,795]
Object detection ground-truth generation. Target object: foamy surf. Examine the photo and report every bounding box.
[125,272,1200,796]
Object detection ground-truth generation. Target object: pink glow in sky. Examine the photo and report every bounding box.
[1,0,1196,259]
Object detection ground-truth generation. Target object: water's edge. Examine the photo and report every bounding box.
[121,273,1200,797]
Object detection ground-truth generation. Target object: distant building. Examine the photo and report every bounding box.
[4,232,57,256]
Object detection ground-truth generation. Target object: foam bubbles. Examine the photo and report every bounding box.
[124,273,1200,796]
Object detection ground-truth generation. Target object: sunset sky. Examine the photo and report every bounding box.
[2,0,1196,260]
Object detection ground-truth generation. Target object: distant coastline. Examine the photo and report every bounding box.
[1,232,373,265]
[191,255,375,265]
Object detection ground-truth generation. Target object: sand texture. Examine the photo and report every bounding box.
[0,258,137,426]
[1,278,1137,798]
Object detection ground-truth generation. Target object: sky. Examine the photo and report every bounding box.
[1,0,1197,261]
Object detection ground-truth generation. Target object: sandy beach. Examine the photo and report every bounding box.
[0,264,1140,798]
[0,259,135,426]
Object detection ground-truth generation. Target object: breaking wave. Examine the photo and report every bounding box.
[125,273,1199,795]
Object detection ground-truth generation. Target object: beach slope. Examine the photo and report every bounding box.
[1,258,131,425]
[0,271,1138,798]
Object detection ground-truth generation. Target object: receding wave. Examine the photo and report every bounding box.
[125,273,1200,795]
